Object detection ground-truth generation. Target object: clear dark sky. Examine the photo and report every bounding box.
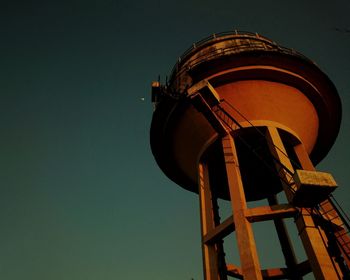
[0,0,349,279]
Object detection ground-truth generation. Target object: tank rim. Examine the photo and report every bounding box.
[151,31,343,198]
[169,30,314,84]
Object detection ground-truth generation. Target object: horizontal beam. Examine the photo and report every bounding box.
[296,260,311,277]
[261,268,288,279]
[226,264,243,279]
[245,204,298,223]
[261,260,311,279]
[187,79,221,107]
[227,260,310,279]
[227,265,288,280]
[203,215,235,244]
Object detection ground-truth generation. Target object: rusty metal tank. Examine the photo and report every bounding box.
[150,31,341,201]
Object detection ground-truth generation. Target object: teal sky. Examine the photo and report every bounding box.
[0,0,350,279]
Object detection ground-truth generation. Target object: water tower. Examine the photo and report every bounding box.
[150,31,350,279]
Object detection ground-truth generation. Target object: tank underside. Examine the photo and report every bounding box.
[150,33,341,201]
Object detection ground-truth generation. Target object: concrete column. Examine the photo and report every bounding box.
[266,127,340,280]
[198,161,221,280]
[294,142,350,273]
[222,134,263,280]
[267,195,302,280]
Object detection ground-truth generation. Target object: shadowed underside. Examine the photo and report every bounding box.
[150,32,341,201]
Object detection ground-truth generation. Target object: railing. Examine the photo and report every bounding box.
[177,30,273,62]
[317,199,350,269]
[214,99,350,267]
[169,30,314,85]
[213,102,297,193]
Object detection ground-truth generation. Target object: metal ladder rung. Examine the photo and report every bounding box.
[336,231,350,238]
[322,208,337,215]
[329,215,341,222]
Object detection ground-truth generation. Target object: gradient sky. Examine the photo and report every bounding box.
[1,0,350,279]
